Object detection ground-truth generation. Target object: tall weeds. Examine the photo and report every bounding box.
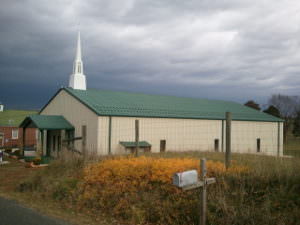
[19,152,300,225]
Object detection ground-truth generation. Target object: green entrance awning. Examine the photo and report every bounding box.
[120,141,151,148]
[19,115,74,130]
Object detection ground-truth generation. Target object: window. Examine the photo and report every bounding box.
[78,62,81,73]
[160,140,166,152]
[214,139,219,152]
[257,138,261,153]
[12,129,19,139]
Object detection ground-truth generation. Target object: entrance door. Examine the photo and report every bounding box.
[0,133,3,147]
[160,140,166,152]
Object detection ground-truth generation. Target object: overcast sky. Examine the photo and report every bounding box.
[0,0,300,110]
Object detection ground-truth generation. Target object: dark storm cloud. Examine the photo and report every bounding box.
[0,0,300,109]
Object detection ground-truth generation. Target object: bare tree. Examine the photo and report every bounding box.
[268,94,300,143]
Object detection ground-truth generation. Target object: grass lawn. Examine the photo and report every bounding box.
[284,136,300,157]
[0,110,37,126]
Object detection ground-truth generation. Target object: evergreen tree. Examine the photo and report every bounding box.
[263,105,281,118]
[244,100,260,111]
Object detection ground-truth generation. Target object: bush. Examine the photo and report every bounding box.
[12,149,21,156]
[18,153,300,225]
[33,158,41,165]
[78,156,248,224]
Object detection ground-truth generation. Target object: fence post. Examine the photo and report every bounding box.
[82,125,87,159]
[21,127,26,157]
[277,122,280,157]
[225,112,232,169]
[135,120,139,157]
[200,158,207,225]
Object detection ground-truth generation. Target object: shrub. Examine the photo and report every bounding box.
[33,158,41,165]
[12,149,21,156]
[19,153,300,225]
[78,156,249,224]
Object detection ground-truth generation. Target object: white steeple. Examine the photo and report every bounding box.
[69,31,87,90]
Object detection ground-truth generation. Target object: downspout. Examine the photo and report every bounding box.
[221,120,224,152]
[108,116,112,155]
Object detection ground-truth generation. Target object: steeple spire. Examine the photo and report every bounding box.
[75,31,82,61]
[69,31,86,90]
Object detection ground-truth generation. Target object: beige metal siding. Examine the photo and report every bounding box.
[99,117,222,154]
[231,121,283,155]
[99,116,282,156]
[40,90,99,153]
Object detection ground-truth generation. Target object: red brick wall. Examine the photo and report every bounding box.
[0,127,37,148]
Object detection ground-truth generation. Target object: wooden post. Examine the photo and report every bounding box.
[225,112,232,169]
[42,130,47,157]
[60,129,66,158]
[135,120,139,157]
[200,158,207,225]
[277,122,280,157]
[70,130,75,151]
[173,158,216,225]
[21,127,26,157]
[82,125,87,158]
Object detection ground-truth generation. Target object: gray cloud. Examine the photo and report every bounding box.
[0,0,300,109]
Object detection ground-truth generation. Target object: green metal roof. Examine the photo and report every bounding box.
[120,141,151,148]
[0,110,37,126]
[62,88,283,122]
[19,115,74,130]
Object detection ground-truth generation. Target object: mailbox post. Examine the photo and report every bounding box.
[200,158,207,225]
[173,158,216,225]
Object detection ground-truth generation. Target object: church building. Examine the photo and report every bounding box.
[20,32,284,158]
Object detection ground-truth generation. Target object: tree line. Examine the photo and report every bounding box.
[244,94,300,143]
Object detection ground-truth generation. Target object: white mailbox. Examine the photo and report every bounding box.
[173,170,198,187]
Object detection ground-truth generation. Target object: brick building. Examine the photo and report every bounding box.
[0,109,37,149]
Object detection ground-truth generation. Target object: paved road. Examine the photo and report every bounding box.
[0,197,71,225]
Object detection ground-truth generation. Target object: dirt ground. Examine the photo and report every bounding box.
[0,157,39,195]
